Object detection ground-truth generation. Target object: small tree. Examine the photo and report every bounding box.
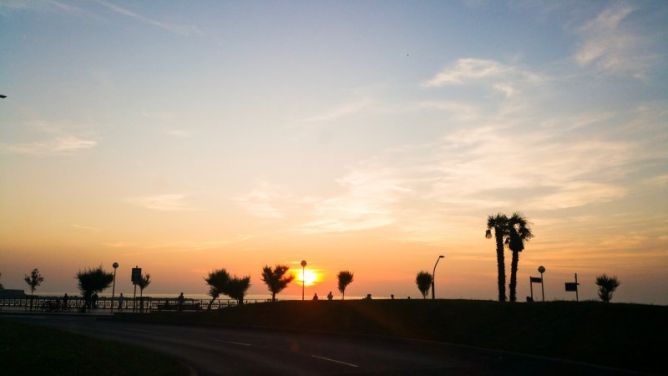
[205,269,230,310]
[24,268,44,310]
[596,274,620,303]
[416,271,432,299]
[137,274,151,313]
[226,276,251,305]
[261,265,294,302]
[76,266,113,312]
[337,271,354,300]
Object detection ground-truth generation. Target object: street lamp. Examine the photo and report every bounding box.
[301,260,307,301]
[538,265,546,302]
[111,262,119,312]
[432,255,445,300]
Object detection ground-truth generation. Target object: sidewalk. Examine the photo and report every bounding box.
[0,308,113,317]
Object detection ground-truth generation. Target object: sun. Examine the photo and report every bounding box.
[293,269,321,287]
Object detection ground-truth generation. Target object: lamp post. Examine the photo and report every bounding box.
[301,260,307,301]
[431,255,445,300]
[538,265,546,302]
[111,262,119,312]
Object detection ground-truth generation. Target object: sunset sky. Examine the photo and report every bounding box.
[1,1,666,304]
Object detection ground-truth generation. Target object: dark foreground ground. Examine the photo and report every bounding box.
[3,313,643,376]
[0,318,188,376]
[117,299,667,374]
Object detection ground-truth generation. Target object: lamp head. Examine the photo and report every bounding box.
[113,262,119,269]
[300,260,307,267]
[538,265,546,273]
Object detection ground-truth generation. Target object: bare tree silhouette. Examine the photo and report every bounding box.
[76,267,113,312]
[416,271,432,299]
[486,214,509,302]
[226,276,251,305]
[337,271,354,300]
[596,274,620,303]
[24,268,44,311]
[205,269,230,310]
[507,213,533,302]
[261,265,294,302]
[137,273,151,313]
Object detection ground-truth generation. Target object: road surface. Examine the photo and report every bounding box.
[4,314,636,375]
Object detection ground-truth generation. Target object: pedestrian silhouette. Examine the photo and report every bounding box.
[177,292,185,311]
[390,294,394,300]
[91,292,99,309]
[118,293,124,311]
[62,293,68,311]
[313,293,319,300]
[327,291,333,300]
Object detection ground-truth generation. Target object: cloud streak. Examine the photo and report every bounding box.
[126,194,196,212]
[0,136,97,155]
[92,0,203,36]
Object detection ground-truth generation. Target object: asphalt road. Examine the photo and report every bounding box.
[5,314,637,375]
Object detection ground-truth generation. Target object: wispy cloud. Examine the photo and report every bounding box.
[126,194,196,211]
[92,0,203,36]
[0,136,97,155]
[165,129,192,138]
[303,99,373,123]
[422,58,543,96]
[575,4,654,78]
[235,183,287,219]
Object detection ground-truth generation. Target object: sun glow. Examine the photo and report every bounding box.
[293,269,321,287]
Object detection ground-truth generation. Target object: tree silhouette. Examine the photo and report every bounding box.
[261,265,294,302]
[205,269,230,310]
[24,268,44,310]
[337,271,354,300]
[486,214,509,302]
[596,274,620,303]
[416,271,432,299]
[0,272,4,289]
[137,274,151,313]
[226,276,251,305]
[76,267,113,312]
[507,213,533,302]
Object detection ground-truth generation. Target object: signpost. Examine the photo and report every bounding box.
[565,273,579,302]
[529,276,542,301]
[131,266,141,312]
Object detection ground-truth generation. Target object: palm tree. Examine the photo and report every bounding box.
[24,268,44,310]
[507,213,533,302]
[337,271,354,300]
[261,265,294,302]
[416,271,432,299]
[486,214,509,302]
[226,276,251,305]
[205,269,230,310]
[76,266,113,312]
[137,274,151,313]
[596,274,620,303]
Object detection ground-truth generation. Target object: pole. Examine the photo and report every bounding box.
[431,255,444,300]
[575,273,579,302]
[111,263,118,312]
[540,271,545,302]
[529,277,534,301]
[133,284,137,312]
[300,260,307,301]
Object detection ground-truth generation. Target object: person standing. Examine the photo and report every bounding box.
[118,293,124,311]
[327,291,333,301]
[62,293,68,311]
[177,292,185,312]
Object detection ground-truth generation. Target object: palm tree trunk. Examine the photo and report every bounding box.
[495,229,506,302]
[140,289,144,313]
[509,250,519,302]
[207,297,215,310]
[271,292,276,302]
[342,290,345,301]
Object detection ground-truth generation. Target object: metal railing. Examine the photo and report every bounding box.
[0,296,270,313]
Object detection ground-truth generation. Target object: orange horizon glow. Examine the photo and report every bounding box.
[292,268,321,287]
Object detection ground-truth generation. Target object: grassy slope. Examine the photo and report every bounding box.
[120,300,666,374]
[0,319,188,376]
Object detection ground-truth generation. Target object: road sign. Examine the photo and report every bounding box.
[131,267,142,284]
[530,276,542,283]
[565,282,578,291]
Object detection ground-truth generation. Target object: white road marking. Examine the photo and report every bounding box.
[311,355,359,368]
[213,339,252,347]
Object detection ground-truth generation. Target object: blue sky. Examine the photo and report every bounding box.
[1,1,667,303]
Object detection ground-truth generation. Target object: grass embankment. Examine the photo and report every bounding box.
[0,319,188,376]
[119,299,666,374]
